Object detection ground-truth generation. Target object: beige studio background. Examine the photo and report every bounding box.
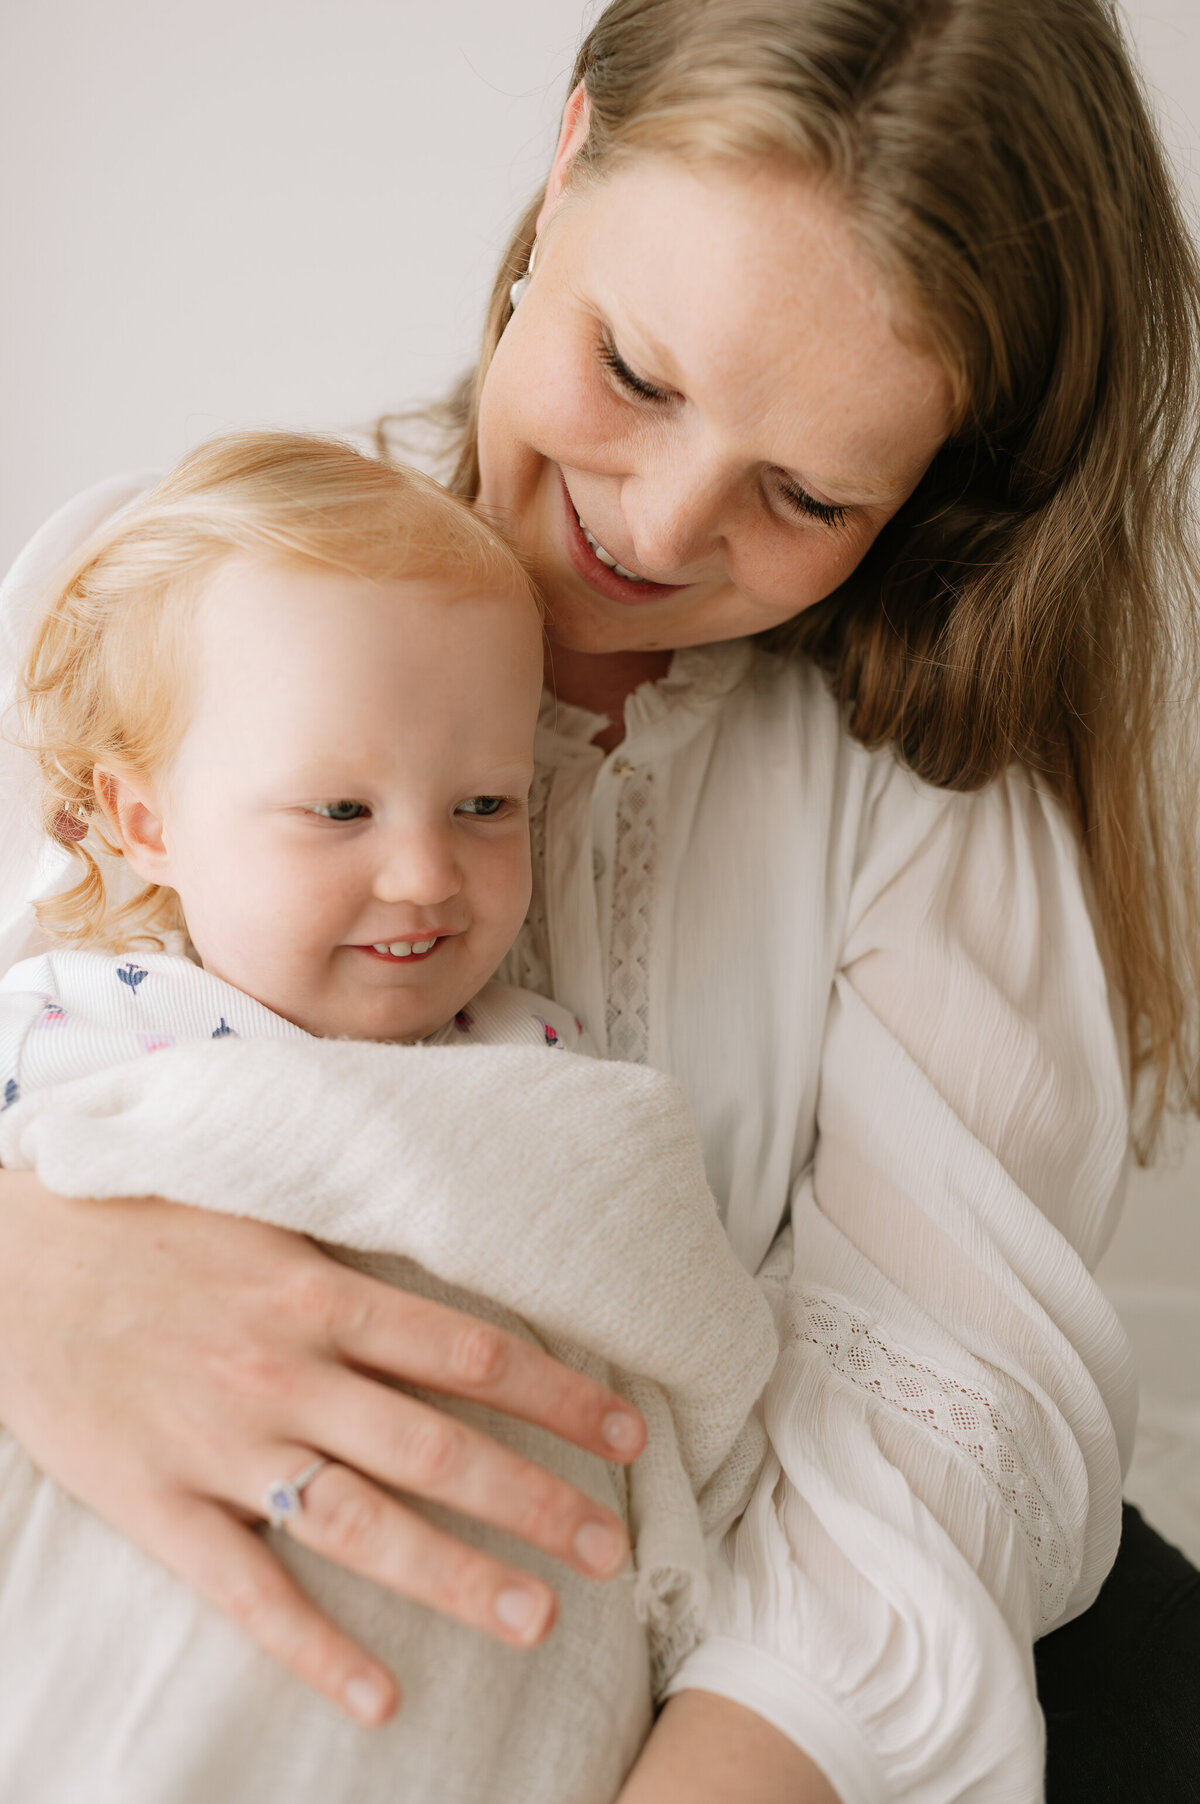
[2,0,1198,1550]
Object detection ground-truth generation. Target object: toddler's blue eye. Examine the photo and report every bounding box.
[313,800,368,821]
[458,796,504,817]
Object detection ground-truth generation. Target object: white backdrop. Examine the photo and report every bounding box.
[3,0,1199,1523]
[0,0,584,566]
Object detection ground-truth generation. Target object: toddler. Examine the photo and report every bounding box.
[0,434,776,1804]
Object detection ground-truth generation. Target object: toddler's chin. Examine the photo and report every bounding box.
[307,1002,454,1045]
[329,976,482,1044]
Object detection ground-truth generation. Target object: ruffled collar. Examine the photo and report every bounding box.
[535,640,757,769]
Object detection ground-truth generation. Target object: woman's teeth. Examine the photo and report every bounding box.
[372,939,437,958]
[579,517,646,582]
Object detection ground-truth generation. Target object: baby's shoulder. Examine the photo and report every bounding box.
[0,945,175,1003]
[440,984,593,1056]
[0,946,307,1041]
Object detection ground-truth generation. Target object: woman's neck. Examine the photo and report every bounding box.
[544,643,673,752]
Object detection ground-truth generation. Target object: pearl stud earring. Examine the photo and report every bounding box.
[509,240,539,312]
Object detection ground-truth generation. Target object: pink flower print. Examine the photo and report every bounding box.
[137,1034,176,1054]
[35,996,67,1028]
[454,1009,474,1032]
[534,1016,561,1048]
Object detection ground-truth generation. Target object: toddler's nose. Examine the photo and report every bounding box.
[372,829,462,907]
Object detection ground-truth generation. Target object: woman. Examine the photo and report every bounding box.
[1,1,1198,1800]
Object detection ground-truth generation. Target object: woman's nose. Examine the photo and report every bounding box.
[372,827,462,908]
[623,448,730,579]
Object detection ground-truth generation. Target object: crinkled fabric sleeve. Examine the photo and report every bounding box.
[663,760,1136,1804]
[0,475,158,973]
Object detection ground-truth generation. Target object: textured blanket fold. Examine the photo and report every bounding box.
[0,964,778,1804]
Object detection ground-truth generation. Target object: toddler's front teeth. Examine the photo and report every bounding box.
[371,939,438,957]
[581,519,646,583]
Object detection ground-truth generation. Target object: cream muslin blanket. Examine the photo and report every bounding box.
[0,961,778,1804]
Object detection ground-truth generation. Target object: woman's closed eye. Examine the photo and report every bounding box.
[598,337,676,404]
[600,335,850,530]
[776,477,849,531]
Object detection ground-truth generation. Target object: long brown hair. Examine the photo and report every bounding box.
[382,0,1200,1156]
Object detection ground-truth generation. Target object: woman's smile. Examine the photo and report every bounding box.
[560,474,692,604]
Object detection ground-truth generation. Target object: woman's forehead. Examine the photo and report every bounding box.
[557,155,953,500]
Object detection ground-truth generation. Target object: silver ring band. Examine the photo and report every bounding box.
[263,1457,329,1530]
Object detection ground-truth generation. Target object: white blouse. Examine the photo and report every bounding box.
[0,486,1136,1804]
[497,645,1134,1804]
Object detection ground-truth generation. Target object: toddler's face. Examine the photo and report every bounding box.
[125,557,542,1041]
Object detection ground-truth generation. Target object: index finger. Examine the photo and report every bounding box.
[321,1266,647,1462]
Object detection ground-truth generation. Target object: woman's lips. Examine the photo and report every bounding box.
[560,477,690,605]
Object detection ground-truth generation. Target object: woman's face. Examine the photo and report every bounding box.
[478,146,955,659]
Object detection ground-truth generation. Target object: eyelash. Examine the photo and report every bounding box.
[776,481,849,531]
[598,338,850,532]
[598,340,674,403]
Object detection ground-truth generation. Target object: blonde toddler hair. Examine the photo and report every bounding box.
[21,431,539,951]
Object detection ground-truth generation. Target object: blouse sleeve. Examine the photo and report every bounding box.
[663,757,1136,1804]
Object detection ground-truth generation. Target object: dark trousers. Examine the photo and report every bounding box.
[1036,1504,1200,1800]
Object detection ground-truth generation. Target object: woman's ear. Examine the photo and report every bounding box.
[93,766,172,887]
[535,82,592,238]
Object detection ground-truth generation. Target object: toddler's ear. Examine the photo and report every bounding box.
[92,766,171,886]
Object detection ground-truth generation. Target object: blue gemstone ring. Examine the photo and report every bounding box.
[263,1457,329,1530]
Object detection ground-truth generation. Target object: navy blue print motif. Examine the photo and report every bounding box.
[2,1078,18,1111]
[117,961,149,995]
[212,1018,236,1038]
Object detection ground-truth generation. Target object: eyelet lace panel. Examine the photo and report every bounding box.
[606,768,656,1065]
[503,766,552,998]
[792,1292,1079,1626]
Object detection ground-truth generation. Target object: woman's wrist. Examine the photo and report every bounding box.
[615,1691,842,1804]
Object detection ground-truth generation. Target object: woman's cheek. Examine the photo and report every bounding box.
[480,313,610,510]
[741,517,882,623]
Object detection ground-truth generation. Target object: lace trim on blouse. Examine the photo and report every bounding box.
[505,765,553,999]
[606,766,656,1065]
[793,1292,1079,1626]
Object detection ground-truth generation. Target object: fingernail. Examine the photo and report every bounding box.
[574,1519,626,1574]
[495,1586,547,1640]
[345,1674,391,1723]
[601,1409,641,1454]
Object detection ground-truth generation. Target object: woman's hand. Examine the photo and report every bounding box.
[615,1693,841,1803]
[0,1173,645,1724]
